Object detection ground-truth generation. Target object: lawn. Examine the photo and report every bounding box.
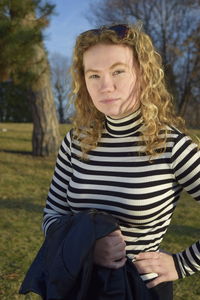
[0,123,199,300]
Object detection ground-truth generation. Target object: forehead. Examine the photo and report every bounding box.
[83,43,133,70]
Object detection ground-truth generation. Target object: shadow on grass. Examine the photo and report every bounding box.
[169,224,200,237]
[0,198,42,213]
[0,135,31,142]
[0,149,32,155]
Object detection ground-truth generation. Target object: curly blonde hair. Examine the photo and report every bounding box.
[70,23,186,157]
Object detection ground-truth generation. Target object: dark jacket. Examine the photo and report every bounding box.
[19,210,152,300]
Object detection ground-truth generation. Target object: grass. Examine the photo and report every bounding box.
[0,123,200,300]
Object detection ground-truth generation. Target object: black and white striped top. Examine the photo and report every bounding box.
[43,108,200,280]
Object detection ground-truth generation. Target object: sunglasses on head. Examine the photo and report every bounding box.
[80,24,130,39]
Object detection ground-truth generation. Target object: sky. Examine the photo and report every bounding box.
[44,0,99,59]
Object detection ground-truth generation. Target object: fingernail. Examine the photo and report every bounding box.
[132,255,138,262]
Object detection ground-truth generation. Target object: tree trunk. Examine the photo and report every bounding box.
[29,87,60,156]
[28,43,61,156]
[22,11,61,156]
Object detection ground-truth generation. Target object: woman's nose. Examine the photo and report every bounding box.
[100,75,115,93]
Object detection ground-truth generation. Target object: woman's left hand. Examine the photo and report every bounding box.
[133,251,179,288]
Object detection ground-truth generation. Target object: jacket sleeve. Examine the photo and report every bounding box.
[42,130,73,235]
[171,133,200,278]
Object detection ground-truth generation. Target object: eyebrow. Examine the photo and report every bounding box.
[85,62,127,74]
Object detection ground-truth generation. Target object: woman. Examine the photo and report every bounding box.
[43,24,200,299]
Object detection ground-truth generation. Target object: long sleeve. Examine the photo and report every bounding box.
[42,131,73,235]
[171,133,200,278]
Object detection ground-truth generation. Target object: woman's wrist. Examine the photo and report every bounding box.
[172,254,184,279]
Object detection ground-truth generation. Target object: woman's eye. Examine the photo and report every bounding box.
[113,70,125,76]
[89,74,99,79]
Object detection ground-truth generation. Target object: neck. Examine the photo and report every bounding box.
[105,107,143,137]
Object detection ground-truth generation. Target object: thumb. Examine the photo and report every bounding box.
[108,230,122,236]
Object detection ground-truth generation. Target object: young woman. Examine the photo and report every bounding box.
[43,24,200,299]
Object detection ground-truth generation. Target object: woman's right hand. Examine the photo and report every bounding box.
[93,229,127,269]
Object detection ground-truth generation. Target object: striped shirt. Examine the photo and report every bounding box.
[43,108,200,280]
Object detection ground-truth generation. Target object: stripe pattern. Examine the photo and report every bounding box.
[43,108,200,280]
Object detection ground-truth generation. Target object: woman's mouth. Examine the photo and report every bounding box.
[100,98,120,104]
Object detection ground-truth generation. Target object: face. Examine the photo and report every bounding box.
[83,43,140,119]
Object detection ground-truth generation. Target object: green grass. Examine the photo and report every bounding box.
[0,123,200,299]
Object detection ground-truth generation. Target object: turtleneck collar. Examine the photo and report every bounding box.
[105,108,143,137]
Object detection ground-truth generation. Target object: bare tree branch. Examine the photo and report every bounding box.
[50,53,73,123]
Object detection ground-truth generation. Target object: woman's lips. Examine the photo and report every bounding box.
[100,98,120,103]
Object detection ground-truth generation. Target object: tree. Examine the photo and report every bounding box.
[0,81,32,122]
[50,53,73,123]
[88,0,200,124]
[178,25,200,115]
[0,0,60,156]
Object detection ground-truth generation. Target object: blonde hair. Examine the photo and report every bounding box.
[70,23,186,157]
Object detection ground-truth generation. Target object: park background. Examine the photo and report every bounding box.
[0,0,200,299]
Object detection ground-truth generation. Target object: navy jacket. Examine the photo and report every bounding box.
[19,210,152,300]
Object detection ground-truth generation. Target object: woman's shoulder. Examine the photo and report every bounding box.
[165,125,199,154]
[59,128,74,151]
[164,125,186,142]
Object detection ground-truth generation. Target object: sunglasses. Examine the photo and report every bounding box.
[80,24,130,39]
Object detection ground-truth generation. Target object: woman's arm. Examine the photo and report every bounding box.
[170,133,200,278]
[42,131,73,235]
[134,133,200,287]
